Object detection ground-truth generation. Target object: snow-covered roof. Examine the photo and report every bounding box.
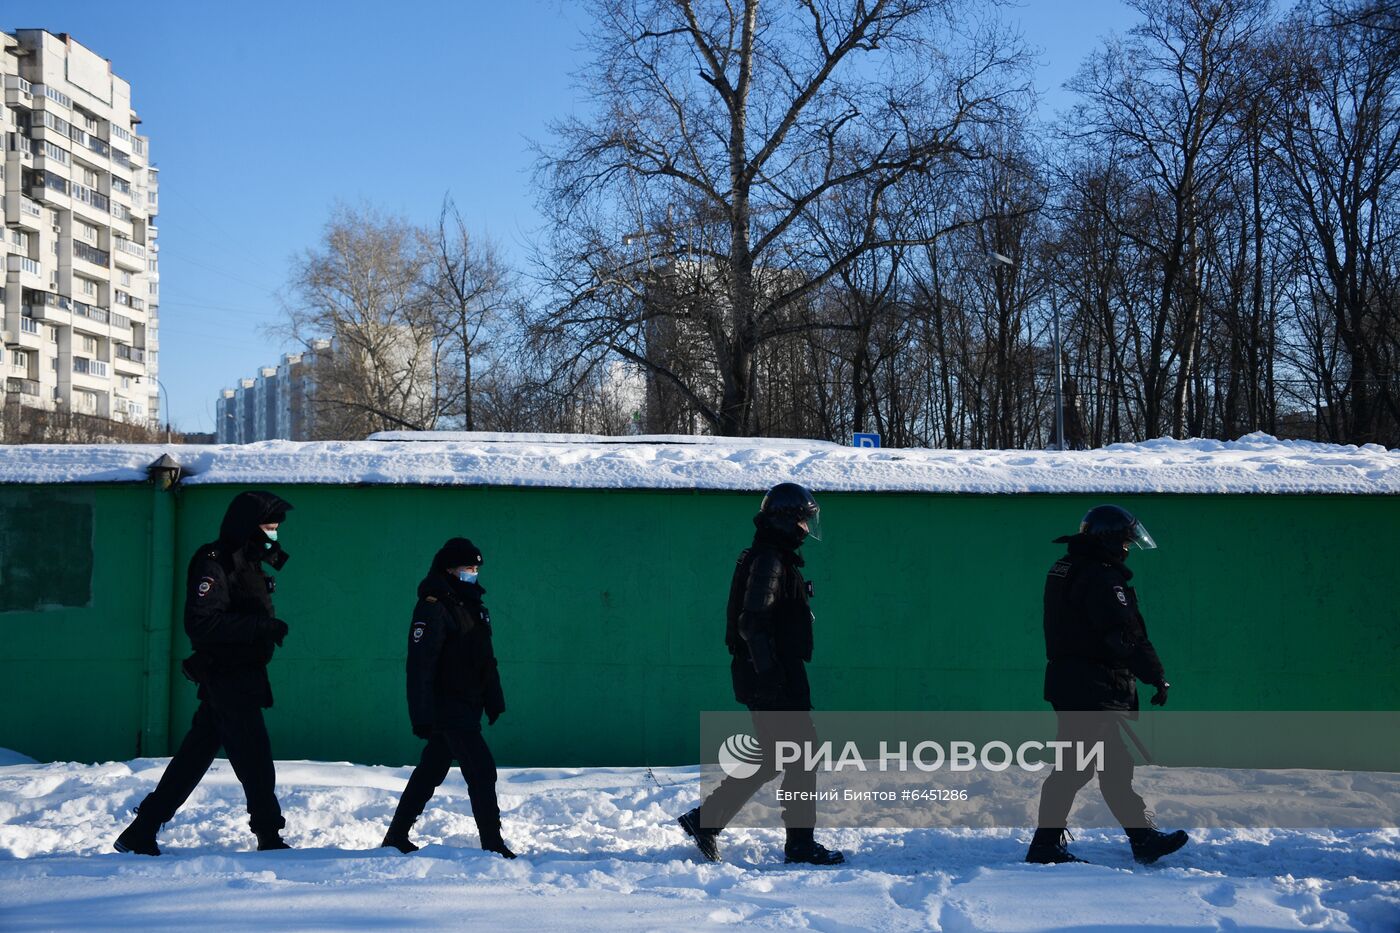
[0,432,1396,494]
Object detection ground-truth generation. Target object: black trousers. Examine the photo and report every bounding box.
[137,693,284,835]
[1035,710,1150,830]
[389,727,501,839]
[698,709,819,833]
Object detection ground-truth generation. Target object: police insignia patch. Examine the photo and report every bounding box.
[411,622,426,643]
[196,577,215,597]
[1114,586,1128,606]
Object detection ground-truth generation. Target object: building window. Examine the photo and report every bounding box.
[78,278,97,297]
[81,335,97,354]
[80,221,99,243]
[11,350,25,369]
[48,328,58,343]
[119,271,132,287]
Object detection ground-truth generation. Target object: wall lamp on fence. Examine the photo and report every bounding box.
[147,453,183,490]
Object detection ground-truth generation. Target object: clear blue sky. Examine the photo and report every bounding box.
[17,0,1141,433]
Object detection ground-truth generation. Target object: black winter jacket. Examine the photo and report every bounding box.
[406,572,506,732]
[1042,534,1167,714]
[725,525,815,711]
[182,491,293,708]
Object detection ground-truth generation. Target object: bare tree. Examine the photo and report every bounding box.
[429,197,518,431]
[533,0,1031,435]
[1268,0,1400,443]
[280,205,442,438]
[1067,0,1273,437]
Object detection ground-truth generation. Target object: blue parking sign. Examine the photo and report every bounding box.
[853,433,881,448]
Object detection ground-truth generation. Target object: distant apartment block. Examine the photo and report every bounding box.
[216,340,331,443]
[1,30,160,424]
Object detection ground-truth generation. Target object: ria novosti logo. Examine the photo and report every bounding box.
[717,733,764,779]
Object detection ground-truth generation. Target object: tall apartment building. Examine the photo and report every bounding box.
[216,340,331,443]
[0,30,159,426]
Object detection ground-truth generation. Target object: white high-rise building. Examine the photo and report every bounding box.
[1,30,160,427]
[216,340,332,443]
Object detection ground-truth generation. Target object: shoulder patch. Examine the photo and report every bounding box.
[196,576,216,598]
[1048,559,1071,578]
[411,621,427,643]
[1113,586,1129,606]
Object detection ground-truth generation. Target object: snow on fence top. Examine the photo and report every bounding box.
[0,431,1396,494]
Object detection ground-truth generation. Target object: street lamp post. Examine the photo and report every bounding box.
[1050,291,1064,452]
[152,376,172,444]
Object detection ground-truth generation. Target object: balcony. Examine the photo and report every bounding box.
[73,241,110,268]
[70,183,109,214]
[5,377,40,397]
[110,311,132,330]
[87,136,110,159]
[8,255,44,282]
[26,171,69,203]
[113,237,146,270]
[72,301,110,325]
[9,197,44,232]
[115,344,146,367]
[73,357,109,378]
[3,75,33,105]
[35,84,73,109]
[12,315,44,349]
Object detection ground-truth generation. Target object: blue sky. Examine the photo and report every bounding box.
[16,0,1141,433]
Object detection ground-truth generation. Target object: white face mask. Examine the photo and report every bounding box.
[263,527,279,543]
[456,570,478,584]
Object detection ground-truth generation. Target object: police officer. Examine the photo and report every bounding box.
[115,490,295,856]
[677,482,844,866]
[1027,505,1188,865]
[381,537,515,859]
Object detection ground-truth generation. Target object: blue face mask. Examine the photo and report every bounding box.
[262,527,279,549]
[456,570,478,584]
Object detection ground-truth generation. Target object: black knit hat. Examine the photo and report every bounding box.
[432,537,483,572]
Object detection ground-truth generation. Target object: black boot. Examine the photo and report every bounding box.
[1126,826,1188,864]
[783,828,845,865]
[381,830,419,853]
[479,827,517,860]
[113,809,161,857]
[677,808,720,863]
[1025,828,1088,864]
[255,831,292,851]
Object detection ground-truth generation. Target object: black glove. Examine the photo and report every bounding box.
[485,698,505,726]
[1150,682,1171,707]
[412,722,433,740]
[262,618,289,647]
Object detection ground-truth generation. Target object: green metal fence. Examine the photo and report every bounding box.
[2,481,1397,767]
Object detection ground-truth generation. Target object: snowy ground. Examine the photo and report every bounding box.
[1,752,1396,932]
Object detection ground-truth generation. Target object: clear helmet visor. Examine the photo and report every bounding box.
[798,510,822,542]
[1130,521,1157,550]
